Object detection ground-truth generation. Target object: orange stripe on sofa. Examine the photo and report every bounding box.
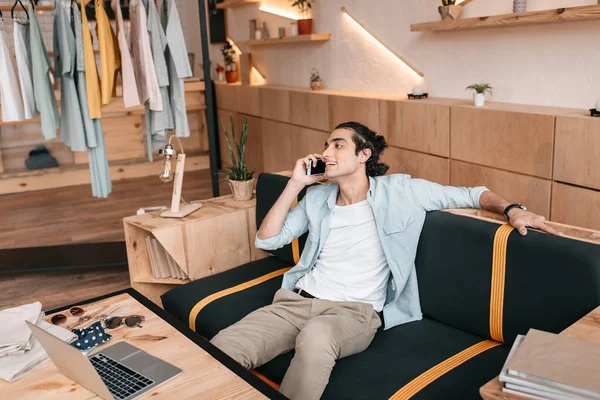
[388,340,502,400]
[490,224,514,343]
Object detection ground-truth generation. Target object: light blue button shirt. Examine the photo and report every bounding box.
[255,174,489,330]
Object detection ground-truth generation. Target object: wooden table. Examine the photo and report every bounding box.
[480,305,600,399]
[124,194,269,307]
[1,289,285,399]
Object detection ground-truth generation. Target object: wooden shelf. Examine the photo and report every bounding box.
[216,0,260,9]
[411,4,600,32]
[237,33,331,47]
[0,5,53,12]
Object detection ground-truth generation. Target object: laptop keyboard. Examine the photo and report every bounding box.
[90,353,154,400]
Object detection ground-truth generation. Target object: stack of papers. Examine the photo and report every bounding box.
[0,302,77,382]
[499,329,600,400]
[146,236,189,280]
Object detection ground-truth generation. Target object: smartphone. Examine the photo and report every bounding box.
[306,159,326,176]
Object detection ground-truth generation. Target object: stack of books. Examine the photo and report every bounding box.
[499,329,600,400]
[145,236,188,280]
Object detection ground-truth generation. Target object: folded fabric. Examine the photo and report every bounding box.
[0,320,77,382]
[0,302,43,357]
[71,321,112,352]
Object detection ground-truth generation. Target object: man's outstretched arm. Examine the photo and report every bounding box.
[479,190,560,236]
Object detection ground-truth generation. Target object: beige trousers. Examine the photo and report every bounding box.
[210,289,382,400]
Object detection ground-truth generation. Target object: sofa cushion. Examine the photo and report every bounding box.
[254,317,509,400]
[256,173,310,265]
[416,211,600,344]
[161,256,291,339]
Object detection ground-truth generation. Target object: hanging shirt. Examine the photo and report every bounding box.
[73,4,111,198]
[130,0,162,111]
[0,21,25,122]
[80,0,102,119]
[143,0,174,156]
[54,1,87,152]
[111,0,140,108]
[28,1,59,139]
[13,19,36,120]
[161,0,193,138]
[95,0,120,105]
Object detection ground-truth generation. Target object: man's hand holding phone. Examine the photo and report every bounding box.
[290,154,326,188]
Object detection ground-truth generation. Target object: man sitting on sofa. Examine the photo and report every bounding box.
[211,121,559,400]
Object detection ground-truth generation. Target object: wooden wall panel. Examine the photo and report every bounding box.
[215,83,237,111]
[554,115,600,190]
[450,160,551,218]
[261,119,292,173]
[551,182,600,231]
[382,147,449,185]
[291,126,330,161]
[379,100,450,157]
[451,106,555,178]
[329,95,379,132]
[235,85,261,117]
[184,90,207,111]
[290,91,330,132]
[0,122,52,149]
[74,115,146,164]
[2,143,75,172]
[259,88,290,123]
[178,111,207,152]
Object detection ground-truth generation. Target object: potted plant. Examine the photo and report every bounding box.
[220,41,238,84]
[220,115,255,201]
[310,68,322,90]
[466,83,493,107]
[291,0,312,35]
[438,0,462,20]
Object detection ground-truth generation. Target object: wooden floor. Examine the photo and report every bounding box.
[0,169,230,250]
[0,170,230,311]
[0,266,131,311]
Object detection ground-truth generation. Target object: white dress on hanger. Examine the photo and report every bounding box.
[13,19,37,120]
[0,21,25,122]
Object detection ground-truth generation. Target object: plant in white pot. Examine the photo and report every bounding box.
[310,68,322,90]
[439,0,462,20]
[466,83,493,107]
[220,116,256,201]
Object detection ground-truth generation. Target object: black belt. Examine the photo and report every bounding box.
[292,288,384,324]
[293,288,316,299]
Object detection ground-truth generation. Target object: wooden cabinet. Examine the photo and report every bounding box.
[259,87,291,123]
[551,182,600,231]
[215,82,238,111]
[554,114,600,190]
[261,119,293,173]
[451,105,555,179]
[451,160,552,218]
[380,100,450,157]
[329,94,380,132]
[235,85,261,117]
[382,147,450,185]
[290,90,330,132]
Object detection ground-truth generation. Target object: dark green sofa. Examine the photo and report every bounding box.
[162,173,600,399]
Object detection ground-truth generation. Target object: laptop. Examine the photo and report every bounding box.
[26,321,182,400]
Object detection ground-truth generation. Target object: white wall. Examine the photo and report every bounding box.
[200,0,600,109]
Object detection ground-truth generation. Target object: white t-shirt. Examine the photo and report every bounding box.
[296,199,390,312]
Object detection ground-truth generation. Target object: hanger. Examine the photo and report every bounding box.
[11,0,30,20]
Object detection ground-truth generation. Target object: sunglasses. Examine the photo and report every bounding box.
[50,306,85,326]
[104,315,145,329]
